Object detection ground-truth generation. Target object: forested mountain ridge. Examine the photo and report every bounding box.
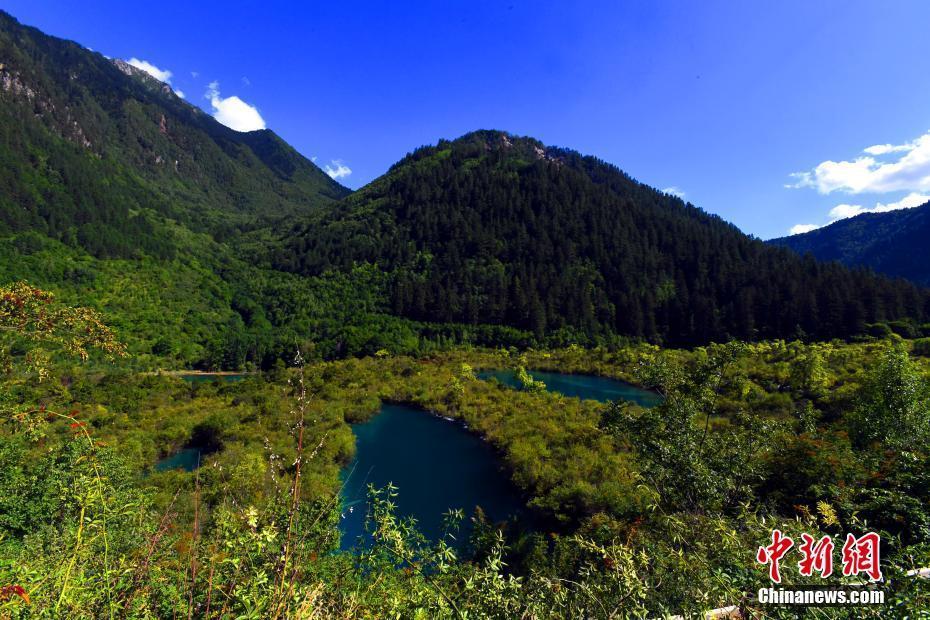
[2,9,930,363]
[0,9,348,259]
[770,201,930,286]
[274,130,930,345]
[4,8,930,619]
[0,10,384,368]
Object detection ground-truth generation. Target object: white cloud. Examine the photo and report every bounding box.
[126,57,186,98]
[789,131,930,195]
[863,143,913,156]
[662,186,686,199]
[873,192,930,212]
[823,193,929,223]
[789,224,820,235]
[787,131,930,234]
[827,203,865,220]
[205,81,266,132]
[788,192,930,236]
[324,160,352,180]
[127,58,173,83]
[191,71,199,78]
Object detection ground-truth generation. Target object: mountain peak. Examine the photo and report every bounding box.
[275,127,929,345]
[450,129,546,153]
[110,58,177,98]
[0,8,349,260]
[389,130,569,177]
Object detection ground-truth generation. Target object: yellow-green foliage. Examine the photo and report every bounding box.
[2,291,930,617]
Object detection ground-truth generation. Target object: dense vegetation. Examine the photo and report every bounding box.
[0,9,402,369]
[3,10,930,618]
[4,9,930,370]
[771,200,930,286]
[274,131,930,345]
[2,283,929,617]
[0,10,347,255]
[1,228,570,369]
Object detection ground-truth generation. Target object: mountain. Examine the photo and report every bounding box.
[0,10,348,259]
[769,202,930,286]
[2,11,929,365]
[0,10,381,368]
[274,130,930,345]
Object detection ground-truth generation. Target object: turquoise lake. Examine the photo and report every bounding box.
[477,368,662,408]
[340,404,524,550]
[154,447,201,472]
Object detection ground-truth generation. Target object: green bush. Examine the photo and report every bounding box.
[866,322,893,338]
[888,319,920,338]
[913,338,930,357]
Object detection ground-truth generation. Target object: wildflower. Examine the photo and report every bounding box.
[0,584,30,605]
[817,501,840,527]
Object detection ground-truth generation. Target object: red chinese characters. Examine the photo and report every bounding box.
[798,533,834,578]
[841,532,882,582]
[757,530,883,583]
[756,529,794,583]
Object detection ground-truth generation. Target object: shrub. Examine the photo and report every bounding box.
[866,323,893,338]
[913,338,930,357]
[888,319,920,339]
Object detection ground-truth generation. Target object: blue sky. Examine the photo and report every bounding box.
[5,0,930,239]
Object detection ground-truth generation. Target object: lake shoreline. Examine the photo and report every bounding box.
[340,403,529,549]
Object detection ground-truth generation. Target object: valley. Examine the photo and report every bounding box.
[1,7,929,618]
[5,324,930,615]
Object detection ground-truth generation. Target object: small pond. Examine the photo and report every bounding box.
[340,404,524,549]
[154,448,201,472]
[477,369,662,408]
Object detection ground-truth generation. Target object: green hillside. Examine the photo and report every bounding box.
[274,130,930,345]
[771,201,930,286]
[1,10,930,618]
[0,9,379,368]
[0,10,347,252]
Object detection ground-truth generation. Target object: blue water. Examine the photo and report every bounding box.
[340,404,524,550]
[477,369,662,407]
[154,448,201,472]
